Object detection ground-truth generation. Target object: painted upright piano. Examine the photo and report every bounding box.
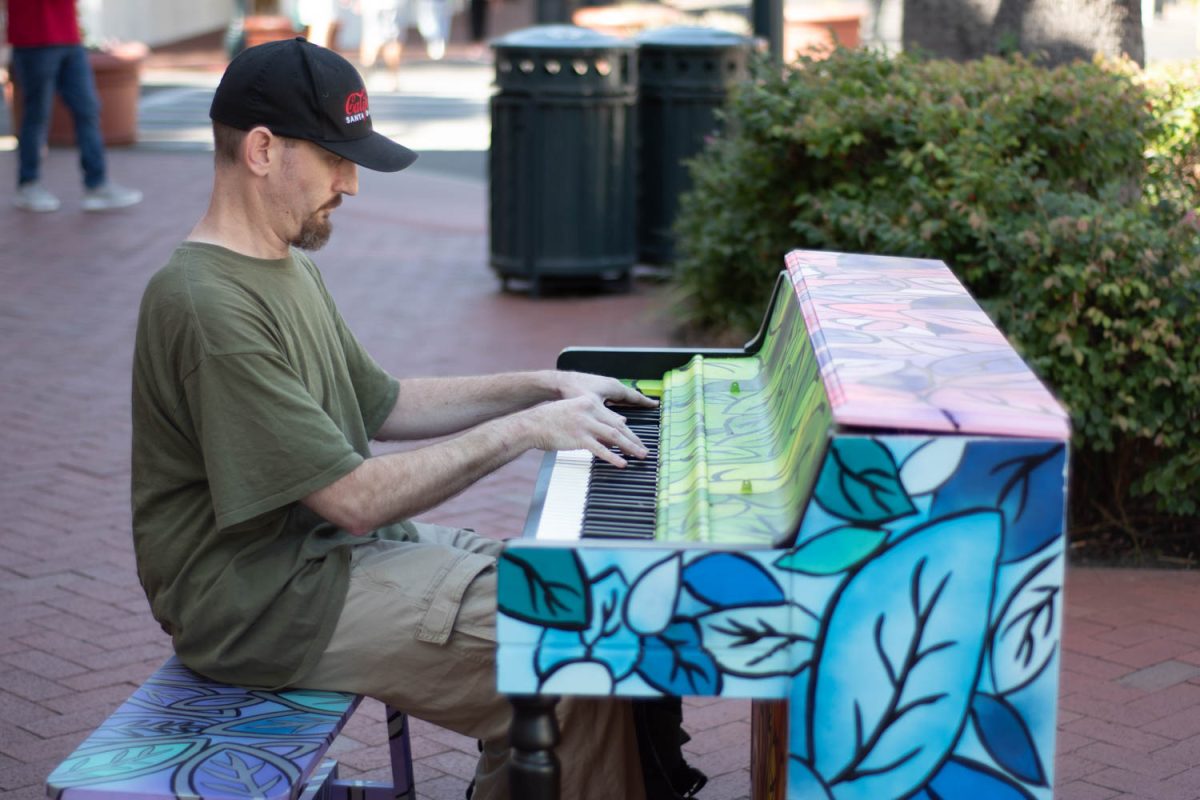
[497,250,1071,799]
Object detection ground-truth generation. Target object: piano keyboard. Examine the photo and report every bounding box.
[531,405,661,541]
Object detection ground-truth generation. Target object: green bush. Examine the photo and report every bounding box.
[673,48,1200,532]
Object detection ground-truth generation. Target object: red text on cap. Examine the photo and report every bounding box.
[345,90,370,124]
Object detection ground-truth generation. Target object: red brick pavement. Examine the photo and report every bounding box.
[1,146,1199,800]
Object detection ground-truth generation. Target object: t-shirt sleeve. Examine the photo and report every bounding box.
[332,307,399,438]
[298,252,398,438]
[183,351,365,530]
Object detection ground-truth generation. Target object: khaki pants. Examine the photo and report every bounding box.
[296,524,646,800]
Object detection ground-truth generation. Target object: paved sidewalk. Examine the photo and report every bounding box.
[1,46,1199,800]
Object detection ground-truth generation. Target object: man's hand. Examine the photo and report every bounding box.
[521,395,650,468]
[555,370,659,409]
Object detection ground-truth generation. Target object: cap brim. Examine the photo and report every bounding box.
[320,132,418,172]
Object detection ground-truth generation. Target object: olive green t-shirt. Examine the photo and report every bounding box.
[131,243,400,688]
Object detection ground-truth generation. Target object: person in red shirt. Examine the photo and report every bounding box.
[5,0,142,212]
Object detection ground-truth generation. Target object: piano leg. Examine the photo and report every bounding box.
[751,699,788,800]
[508,694,561,800]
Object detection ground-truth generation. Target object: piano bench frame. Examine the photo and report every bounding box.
[45,655,416,800]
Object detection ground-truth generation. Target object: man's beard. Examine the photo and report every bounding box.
[292,196,340,251]
[293,214,332,251]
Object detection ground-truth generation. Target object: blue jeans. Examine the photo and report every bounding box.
[11,45,107,189]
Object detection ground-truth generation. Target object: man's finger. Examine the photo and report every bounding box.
[628,390,659,407]
[596,416,647,459]
[590,442,627,468]
[609,384,658,407]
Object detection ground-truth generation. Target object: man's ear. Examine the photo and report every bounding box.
[243,126,276,176]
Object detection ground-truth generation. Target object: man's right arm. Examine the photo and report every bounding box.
[302,395,649,535]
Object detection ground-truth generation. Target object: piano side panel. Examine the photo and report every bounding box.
[496,431,1067,800]
[785,434,1067,800]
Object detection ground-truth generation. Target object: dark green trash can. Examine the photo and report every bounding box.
[636,26,751,265]
[490,25,638,294]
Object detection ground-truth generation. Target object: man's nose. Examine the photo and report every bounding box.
[335,161,358,196]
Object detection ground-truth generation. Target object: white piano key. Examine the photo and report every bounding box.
[533,449,592,541]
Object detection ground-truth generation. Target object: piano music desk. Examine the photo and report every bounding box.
[497,250,1071,800]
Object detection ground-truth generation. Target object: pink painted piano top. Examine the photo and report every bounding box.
[786,249,1071,440]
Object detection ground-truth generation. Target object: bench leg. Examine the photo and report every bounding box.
[508,694,561,800]
[387,706,417,800]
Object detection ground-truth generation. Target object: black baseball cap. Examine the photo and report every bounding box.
[210,37,417,172]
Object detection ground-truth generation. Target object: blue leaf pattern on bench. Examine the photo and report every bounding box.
[46,658,359,798]
[172,743,297,797]
[53,740,207,787]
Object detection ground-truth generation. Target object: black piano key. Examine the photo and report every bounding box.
[581,404,662,541]
[583,501,657,513]
[580,527,658,540]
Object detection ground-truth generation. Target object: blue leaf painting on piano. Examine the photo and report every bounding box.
[698,602,819,678]
[625,555,682,635]
[898,438,968,497]
[969,693,1047,787]
[929,442,1066,564]
[582,568,632,648]
[682,552,786,607]
[989,541,1063,696]
[773,525,887,575]
[541,660,617,694]
[805,511,1002,800]
[814,438,917,525]
[925,757,1037,800]
[536,627,591,682]
[497,549,590,630]
[533,568,642,691]
[637,619,722,696]
[788,757,833,799]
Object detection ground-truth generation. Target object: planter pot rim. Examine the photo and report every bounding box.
[87,41,149,64]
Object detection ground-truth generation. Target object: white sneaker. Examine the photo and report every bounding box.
[82,182,143,212]
[13,183,62,213]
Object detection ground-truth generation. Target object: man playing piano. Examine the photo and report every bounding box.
[130,38,654,800]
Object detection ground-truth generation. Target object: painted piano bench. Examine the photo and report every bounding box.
[45,656,415,800]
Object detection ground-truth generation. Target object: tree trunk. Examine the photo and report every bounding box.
[902,0,1143,66]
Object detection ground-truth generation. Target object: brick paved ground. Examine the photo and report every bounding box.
[2,49,1200,800]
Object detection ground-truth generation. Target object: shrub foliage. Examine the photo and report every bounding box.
[673,48,1200,537]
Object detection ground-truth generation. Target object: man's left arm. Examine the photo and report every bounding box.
[375,370,655,441]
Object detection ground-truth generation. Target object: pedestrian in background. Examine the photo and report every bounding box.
[5,0,142,213]
[467,0,488,57]
[294,0,340,47]
[358,0,410,88]
[413,0,457,60]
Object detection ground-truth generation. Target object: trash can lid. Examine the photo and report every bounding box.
[492,24,634,50]
[635,25,752,48]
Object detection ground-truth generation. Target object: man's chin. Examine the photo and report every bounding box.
[293,221,333,251]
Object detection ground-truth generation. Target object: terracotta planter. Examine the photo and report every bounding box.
[572,4,689,37]
[6,43,146,147]
[243,14,300,49]
[783,9,862,60]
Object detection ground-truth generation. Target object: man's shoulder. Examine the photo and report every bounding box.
[144,244,260,312]
[138,245,274,356]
